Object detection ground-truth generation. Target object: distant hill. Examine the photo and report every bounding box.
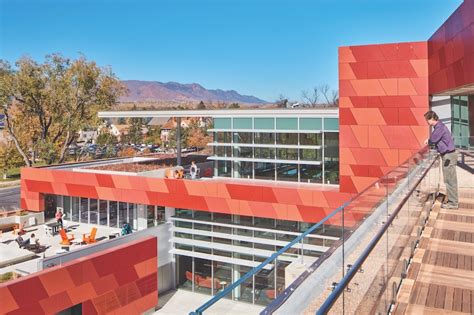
[120,80,267,104]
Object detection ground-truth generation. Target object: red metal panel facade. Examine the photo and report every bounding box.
[20,168,361,225]
[338,42,429,193]
[428,0,474,94]
[0,237,158,315]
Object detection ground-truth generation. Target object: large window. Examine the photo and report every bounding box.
[451,95,471,148]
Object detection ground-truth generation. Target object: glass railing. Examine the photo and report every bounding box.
[316,149,440,314]
[189,146,440,314]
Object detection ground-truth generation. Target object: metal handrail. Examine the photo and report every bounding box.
[189,200,350,315]
[316,153,438,314]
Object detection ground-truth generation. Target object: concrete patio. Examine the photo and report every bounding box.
[0,220,121,278]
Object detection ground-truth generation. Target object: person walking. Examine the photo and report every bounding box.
[55,209,64,228]
[190,161,198,179]
[424,110,458,209]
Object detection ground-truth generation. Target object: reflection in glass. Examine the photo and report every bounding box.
[99,199,107,226]
[216,132,232,143]
[63,196,71,219]
[325,161,339,184]
[147,205,155,227]
[217,160,231,177]
[215,146,232,157]
[110,201,118,228]
[119,202,128,227]
[300,164,323,183]
[300,148,321,161]
[80,198,88,223]
[300,133,321,145]
[157,206,165,224]
[233,146,253,158]
[277,148,298,160]
[254,147,275,159]
[71,197,79,222]
[233,132,252,144]
[276,133,298,145]
[254,162,275,180]
[254,132,275,144]
[276,163,298,181]
[89,199,98,225]
[233,161,253,178]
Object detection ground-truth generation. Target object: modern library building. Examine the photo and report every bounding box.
[2,1,472,313]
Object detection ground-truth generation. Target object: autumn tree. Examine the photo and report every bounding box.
[126,117,144,145]
[0,140,24,179]
[145,125,162,146]
[0,54,126,166]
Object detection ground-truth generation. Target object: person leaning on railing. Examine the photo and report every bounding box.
[424,110,458,209]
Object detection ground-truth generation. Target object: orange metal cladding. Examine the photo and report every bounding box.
[0,237,158,314]
[339,41,429,194]
[19,167,367,226]
[428,0,474,94]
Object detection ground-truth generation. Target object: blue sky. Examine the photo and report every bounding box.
[0,0,462,102]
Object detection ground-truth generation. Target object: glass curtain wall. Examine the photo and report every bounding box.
[47,195,167,231]
[213,117,339,184]
[451,95,472,148]
[173,210,332,304]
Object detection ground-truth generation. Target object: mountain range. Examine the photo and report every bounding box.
[120,80,267,104]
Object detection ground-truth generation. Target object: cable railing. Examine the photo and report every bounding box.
[189,146,439,314]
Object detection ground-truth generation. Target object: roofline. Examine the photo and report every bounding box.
[98,108,339,119]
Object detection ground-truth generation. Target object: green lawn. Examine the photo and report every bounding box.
[0,162,47,182]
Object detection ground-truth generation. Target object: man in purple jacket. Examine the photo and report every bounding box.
[424,111,458,209]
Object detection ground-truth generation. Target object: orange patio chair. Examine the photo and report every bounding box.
[83,227,97,244]
[59,228,74,245]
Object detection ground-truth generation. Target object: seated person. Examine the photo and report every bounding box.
[30,233,40,248]
[15,235,30,248]
[121,223,133,236]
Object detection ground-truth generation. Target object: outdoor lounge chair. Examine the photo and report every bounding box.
[59,229,74,245]
[83,227,97,244]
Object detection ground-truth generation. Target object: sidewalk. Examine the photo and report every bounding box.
[0,179,21,188]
